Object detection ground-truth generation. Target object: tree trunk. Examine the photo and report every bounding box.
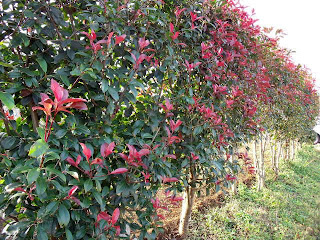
[252,138,258,170]
[178,186,196,238]
[291,140,295,160]
[274,141,282,178]
[230,153,238,195]
[257,134,266,191]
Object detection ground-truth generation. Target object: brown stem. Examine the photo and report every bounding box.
[29,102,39,132]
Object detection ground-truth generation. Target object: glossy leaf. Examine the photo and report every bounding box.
[29,139,49,158]
[0,92,15,109]
[57,204,70,227]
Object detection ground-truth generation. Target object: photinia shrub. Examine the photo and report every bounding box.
[0,0,318,239]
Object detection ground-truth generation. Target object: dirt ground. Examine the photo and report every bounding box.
[156,174,255,240]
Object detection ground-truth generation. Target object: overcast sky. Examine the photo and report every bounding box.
[240,0,320,90]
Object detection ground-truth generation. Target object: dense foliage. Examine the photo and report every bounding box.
[0,0,318,239]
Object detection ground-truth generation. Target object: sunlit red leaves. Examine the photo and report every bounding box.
[169,23,179,41]
[82,30,125,53]
[226,174,237,181]
[96,208,121,236]
[91,158,104,166]
[119,145,150,169]
[161,176,179,183]
[184,60,201,74]
[142,172,151,183]
[191,152,199,161]
[115,34,126,45]
[165,126,182,145]
[33,79,87,116]
[111,208,120,225]
[100,142,115,158]
[80,143,92,161]
[68,185,78,197]
[159,98,173,117]
[131,53,147,70]
[190,12,203,29]
[138,37,150,51]
[109,168,128,175]
[169,119,182,132]
[175,7,186,19]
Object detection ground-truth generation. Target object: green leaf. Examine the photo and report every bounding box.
[0,61,14,68]
[27,168,40,184]
[37,127,45,141]
[66,229,73,240]
[37,227,48,240]
[36,58,47,73]
[76,125,90,135]
[57,204,70,227]
[108,87,119,101]
[84,179,93,192]
[1,136,17,149]
[0,92,15,109]
[46,166,66,183]
[46,201,59,215]
[193,126,203,136]
[101,80,108,93]
[29,139,49,157]
[36,177,47,195]
[70,68,81,76]
[55,129,68,139]
[92,190,103,206]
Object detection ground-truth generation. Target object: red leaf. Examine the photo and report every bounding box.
[107,32,114,46]
[162,176,179,183]
[191,152,199,161]
[111,208,120,225]
[115,34,126,45]
[68,185,78,197]
[40,93,50,103]
[97,212,111,222]
[51,79,68,102]
[169,23,174,33]
[13,187,26,193]
[164,154,176,159]
[171,31,179,41]
[119,153,128,161]
[175,7,186,19]
[76,155,82,166]
[138,37,150,50]
[138,149,150,157]
[32,106,46,113]
[109,168,128,175]
[91,158,103,165]
[101,142,115,158]
[114,225,121,236]
[80,143,92,160]
[59,98,87,106]
[169,119,182,132]
[66,157,77,167]
[70,196,81,205]
[178,42,187,47]
[70,102,88,110]
[170,196,184,202]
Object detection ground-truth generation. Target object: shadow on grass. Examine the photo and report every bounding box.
[186,145,320,240]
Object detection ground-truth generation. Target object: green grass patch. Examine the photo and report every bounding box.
[187,145,320,240]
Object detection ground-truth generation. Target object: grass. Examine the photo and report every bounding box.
[186,145,320,240]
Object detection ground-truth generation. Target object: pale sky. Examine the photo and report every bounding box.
[240,0,320,90]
